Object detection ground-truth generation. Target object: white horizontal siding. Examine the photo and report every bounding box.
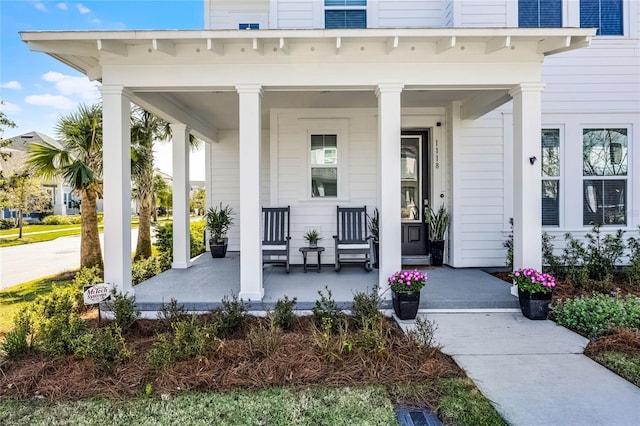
[459,0,508,27]
[376,0,444,28]
[276,0,314,29]
[206,0,270,29]
[542,39,640,113]
[452,110,506,267]
[273,109,377,264]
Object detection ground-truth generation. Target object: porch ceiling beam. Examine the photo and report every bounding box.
[541,35,591,55]
[97,39,128,57]
[133,92,219,143]
[386,36,399,54]
[486,36,511,54]
[252,38,263,55]
[206,38,224,55]
[436,36,456,54]
[279,37,289,55]
[85,65,102,81]
[152,39,175,56]
[27,41,95,57]
[461,90,512,120]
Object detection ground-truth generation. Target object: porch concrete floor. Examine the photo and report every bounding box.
[134,252,518,311]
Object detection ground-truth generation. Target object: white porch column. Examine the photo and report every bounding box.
[171,123,192,269]
[236,84,263,300]
[100,85,132,295]
[510,83,545,272]
[376,83,404,295]
[54,182,66,215]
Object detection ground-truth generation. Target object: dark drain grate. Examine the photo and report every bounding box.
[396,407,442,426]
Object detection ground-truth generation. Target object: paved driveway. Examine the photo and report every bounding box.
[0,229,138,290]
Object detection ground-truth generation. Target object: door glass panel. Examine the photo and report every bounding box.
[401,137,421,221]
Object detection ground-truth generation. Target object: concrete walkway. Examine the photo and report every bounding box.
[398,313,640,426]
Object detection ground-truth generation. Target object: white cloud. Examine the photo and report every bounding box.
[57,2,68,11]
[41,71,100,101]
[90,18,101,25]
[25,94,75,110]
[0,81,22,90]
[34,2,47,12]
[0,102,22,114]
[76,3,90,14]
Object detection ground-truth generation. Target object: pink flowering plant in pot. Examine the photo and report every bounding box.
[510,268,556,294]
[388,270,428,293]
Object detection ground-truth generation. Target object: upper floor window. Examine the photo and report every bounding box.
[583,128,628,225]
[519,0,562,28]
[325,0,367,29]
[239,23,259,30]
[580,0,623,35]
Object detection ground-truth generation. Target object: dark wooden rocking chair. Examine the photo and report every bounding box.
[262,206,291,273]
[333,206,374,272]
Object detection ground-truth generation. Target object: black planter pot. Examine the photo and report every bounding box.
[209,238,228,258]
[518,288,553,320]
[430,240,445,266]
[392,290,420,320]
[373,241,379,269]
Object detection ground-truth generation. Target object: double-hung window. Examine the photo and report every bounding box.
[541,129,561,226]
[583,128,628,225]
[519,0,562,27]
[310,134,338,198]
[580,0,623,35]
[325,0,367,29]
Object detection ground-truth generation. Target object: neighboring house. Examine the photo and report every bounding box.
[0,131,87,221]
[20,0,638,300]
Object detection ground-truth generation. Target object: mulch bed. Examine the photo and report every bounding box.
[0,316,462,401]
[584,328,640,357]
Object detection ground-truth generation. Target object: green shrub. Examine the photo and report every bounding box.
[562,233,589,286]
[0,218,14,229]
[42,215,82,225]
[353,317,388,353]
[73,326,130,371]
[351,286,382,329]
[552,294,640,338]
[246,317,281,359]
[147,315,218,369]
[542,232,564,278]
[153,220,206,259]
[72,266,103,309]
[1,309,34,358]
[627,231,640,287]
[406,317,440,356]
[584,225,624,281]
[131,253,171,285]
[272,296,297,330]
[106,291,140,332]
[312,286,343,330]
[213,294,247,337]
[157,298,187,331]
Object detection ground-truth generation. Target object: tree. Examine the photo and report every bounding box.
[130,106,171,260]
[0,100,17,170]
[153,173,172,218]
[28,103,104,269]
[0,170,51,238]
[190,187,205,215]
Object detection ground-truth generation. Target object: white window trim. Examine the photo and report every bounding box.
[580,124,632,227]
[542,125,565,228]
[302,118,350,202]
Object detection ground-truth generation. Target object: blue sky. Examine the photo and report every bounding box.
[0,0,205,179]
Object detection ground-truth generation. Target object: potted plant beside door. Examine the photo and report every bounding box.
[368,208,379,268]
[388,270,428,320]
[425,203,449,266]
[511,268,556,320]
[205,202,234,258]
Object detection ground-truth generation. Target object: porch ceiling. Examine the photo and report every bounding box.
[134,88,505,131]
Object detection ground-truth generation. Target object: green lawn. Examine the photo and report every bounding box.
[0,380,504,426]
[596,352,640,387]
[0,272,77,335]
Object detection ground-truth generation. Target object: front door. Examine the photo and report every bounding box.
[401,131,430,255]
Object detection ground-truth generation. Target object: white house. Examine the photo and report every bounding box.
[20,0,638,301]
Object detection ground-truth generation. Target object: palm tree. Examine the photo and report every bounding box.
[130,106,201,261]
[28,103,103,269]
[130,106,171,260]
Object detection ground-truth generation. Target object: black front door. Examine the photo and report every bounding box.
[401,131,429,256]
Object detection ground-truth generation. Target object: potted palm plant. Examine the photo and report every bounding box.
[425,203,449,266]
[205,202,234,258]
[304,229,321,248]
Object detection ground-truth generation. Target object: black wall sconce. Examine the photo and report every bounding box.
[529,156,537,165]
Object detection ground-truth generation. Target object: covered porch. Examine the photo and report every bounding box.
[134,252,518,312]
